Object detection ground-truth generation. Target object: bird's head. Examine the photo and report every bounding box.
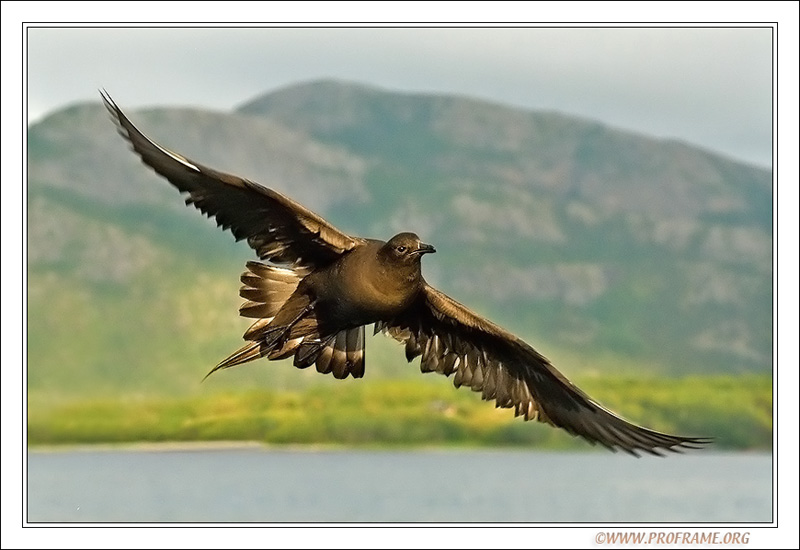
[381,232,436,265]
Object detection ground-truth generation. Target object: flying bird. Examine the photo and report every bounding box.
[101,91,710,456]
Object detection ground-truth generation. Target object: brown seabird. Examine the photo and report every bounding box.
[101,91,710,456]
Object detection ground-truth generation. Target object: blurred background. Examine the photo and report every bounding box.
[23,24,775,523]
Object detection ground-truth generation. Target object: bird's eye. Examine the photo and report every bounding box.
[396,245,407,253]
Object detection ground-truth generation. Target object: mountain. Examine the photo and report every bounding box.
[26,80,773,397]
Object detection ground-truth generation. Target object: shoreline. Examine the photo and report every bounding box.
[25,440,772,456]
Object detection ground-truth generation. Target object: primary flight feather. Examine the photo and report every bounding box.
[101,91,710,456]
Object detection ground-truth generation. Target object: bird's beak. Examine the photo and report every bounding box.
[416,242,436,255]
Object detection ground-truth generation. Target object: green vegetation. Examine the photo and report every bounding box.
[28,375,772,450]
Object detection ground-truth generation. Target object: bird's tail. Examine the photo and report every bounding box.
[204,340,264,381]
[238,261,302,326]
[293,326,365,379]
[204,261,302,379]
[206,261,365,380]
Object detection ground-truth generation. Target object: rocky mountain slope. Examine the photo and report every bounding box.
[26,80,773,396]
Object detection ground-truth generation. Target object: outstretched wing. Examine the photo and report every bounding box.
[378,284,711,456]
[101,91,361,269]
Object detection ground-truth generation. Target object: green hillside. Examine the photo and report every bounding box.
[28,376,771,451]
[25,81,773,448]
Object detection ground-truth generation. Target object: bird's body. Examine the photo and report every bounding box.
[307,234,432,327]
[217,233,433,379]
[101,91,710,456]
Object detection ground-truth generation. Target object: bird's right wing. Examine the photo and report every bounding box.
[378,283,711,456]
[102,91,361,269]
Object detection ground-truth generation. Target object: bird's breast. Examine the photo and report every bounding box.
[308,252,421,326]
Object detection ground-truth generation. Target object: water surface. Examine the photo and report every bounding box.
[27,446,772,523]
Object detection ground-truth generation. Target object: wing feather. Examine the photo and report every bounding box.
[382,283,711,456]
[101,91,360,269]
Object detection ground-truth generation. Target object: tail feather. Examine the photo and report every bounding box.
[268,337,303,360]
[206,260,366,381]
[238,262,300,320]
[345,326,365,378]
[331,332,350,379]
[291,327,366,379]
[204,341,264,380]
[315,339,336,375]
[319,327,365,379]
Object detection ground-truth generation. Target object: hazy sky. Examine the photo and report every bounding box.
[26,25,774,168]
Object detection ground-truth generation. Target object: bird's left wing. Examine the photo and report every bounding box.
[101,91,361,269]
[378,283,710,456]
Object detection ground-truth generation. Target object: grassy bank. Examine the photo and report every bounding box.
[27,374,772,451]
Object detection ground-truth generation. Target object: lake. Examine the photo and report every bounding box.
[26,446,772,523]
